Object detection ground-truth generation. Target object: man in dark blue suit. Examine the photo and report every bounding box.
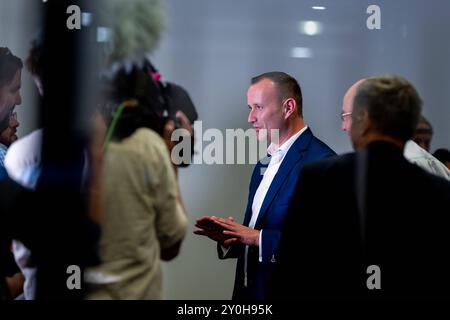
[195,72,336,300]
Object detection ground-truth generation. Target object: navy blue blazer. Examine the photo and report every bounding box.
[218,127,336,300]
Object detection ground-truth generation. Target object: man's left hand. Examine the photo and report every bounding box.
[212,217,260,247]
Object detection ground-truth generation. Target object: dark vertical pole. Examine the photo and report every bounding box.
[34,0,96,299]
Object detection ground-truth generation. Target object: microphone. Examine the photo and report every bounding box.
[100,0,166,65]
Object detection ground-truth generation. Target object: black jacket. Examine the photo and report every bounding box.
[273,141,450,299]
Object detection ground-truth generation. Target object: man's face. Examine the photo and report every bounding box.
[247,79,285,142]
[0,69,21,146]
[341,91,354,134]
[341,80,364,135]
[413,122,432,152]
[0,69,22,125]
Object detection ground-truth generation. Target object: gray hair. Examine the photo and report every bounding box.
[353,75,422,142]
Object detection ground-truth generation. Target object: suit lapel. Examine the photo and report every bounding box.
[243,161,266,226]
[254,128,313,227]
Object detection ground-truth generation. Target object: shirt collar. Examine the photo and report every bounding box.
[267,125,308,157]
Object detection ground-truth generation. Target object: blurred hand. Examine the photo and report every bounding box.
[212,217,260,247]
[5,272,24,299]
[194,216,237,245]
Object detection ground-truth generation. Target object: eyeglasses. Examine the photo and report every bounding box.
[340,112,352,121]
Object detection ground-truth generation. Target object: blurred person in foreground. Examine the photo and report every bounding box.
[0,47,22,179]
[4,34,102,299]
[0,46,24,300]
[85,0,194,299]
[84,89,190,299]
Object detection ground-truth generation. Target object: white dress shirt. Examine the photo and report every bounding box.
[404,140,450,181]
[243,126,307,286]
[4,129,43,300]
[4,128,92,299]
[0,143,7,168]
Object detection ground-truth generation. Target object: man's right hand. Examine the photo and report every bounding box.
[194,216,237,244]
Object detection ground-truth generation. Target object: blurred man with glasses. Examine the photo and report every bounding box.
[0,47,22,177]
[341,78,450,180]
[0,47,24,300]
[273,75,450,298]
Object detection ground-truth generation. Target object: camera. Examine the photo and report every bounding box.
[101,58,198,166]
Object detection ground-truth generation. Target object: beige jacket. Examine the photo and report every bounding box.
[86,128,187,299]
